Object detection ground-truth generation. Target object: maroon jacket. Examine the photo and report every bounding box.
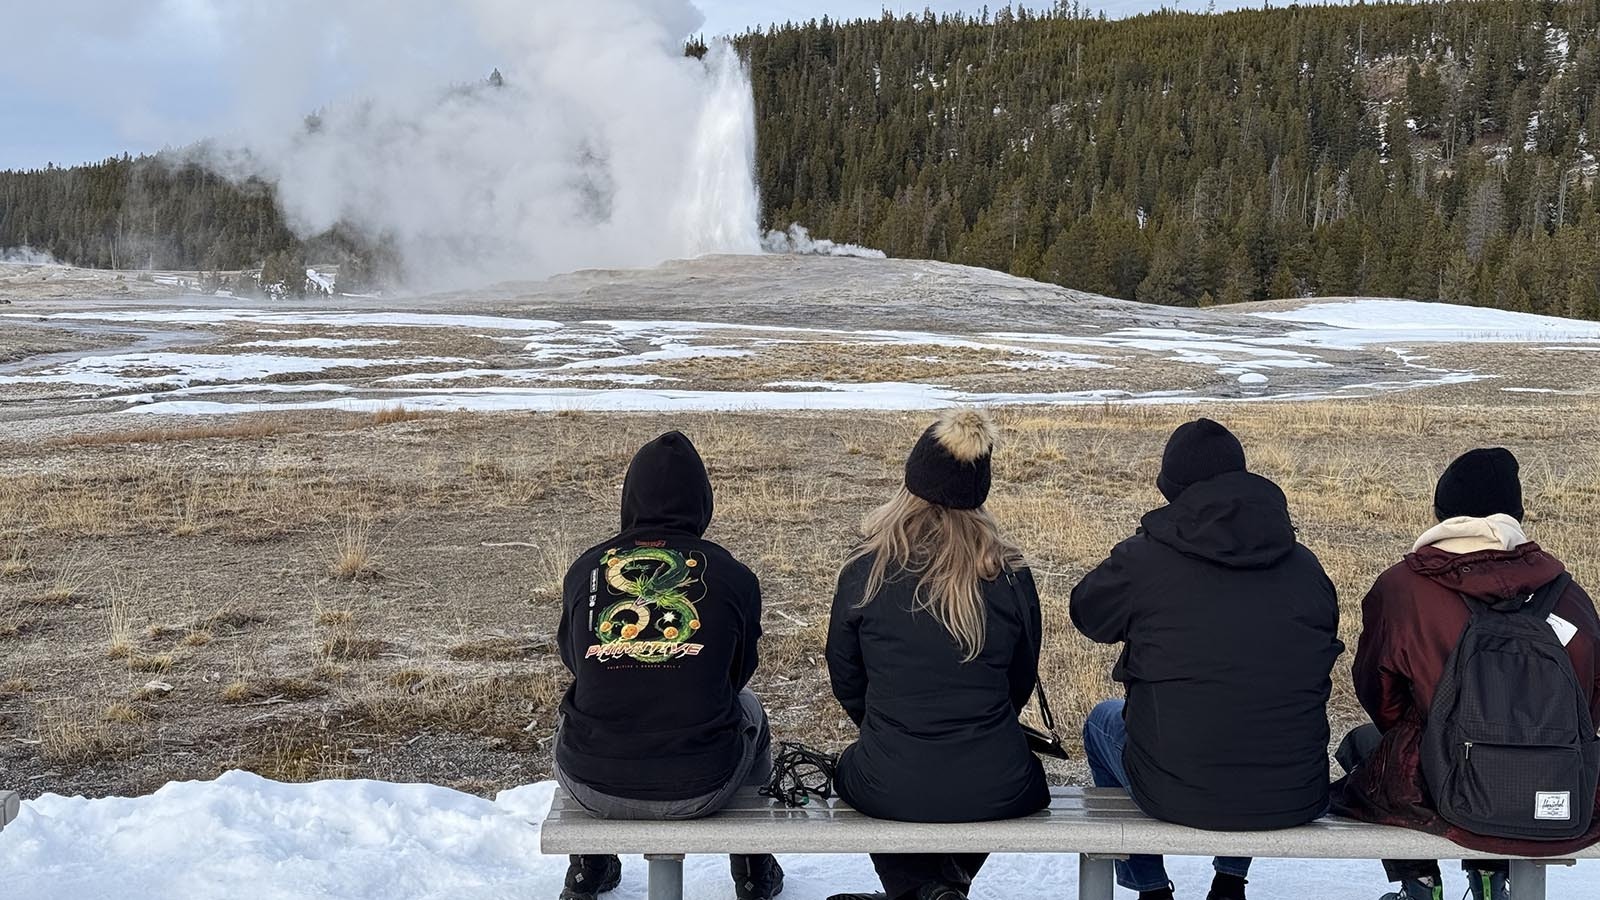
[1333,541,1600,855]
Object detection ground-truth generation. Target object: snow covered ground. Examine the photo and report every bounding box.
[4,771,1594,900]
[1251,299,1600,347]
[4,297,1599,417]
[4,254,1600,421]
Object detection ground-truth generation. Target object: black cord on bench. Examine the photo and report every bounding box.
[758,742,839,808]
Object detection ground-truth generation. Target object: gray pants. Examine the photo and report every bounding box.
[555,688,773,820]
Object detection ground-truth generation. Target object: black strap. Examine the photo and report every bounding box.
[758,742,839,809]
[1005,566,1059,736]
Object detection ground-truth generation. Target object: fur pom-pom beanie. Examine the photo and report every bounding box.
[904,408,997,510]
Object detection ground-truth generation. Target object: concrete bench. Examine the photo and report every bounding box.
[0,790,18,831]
[541,786,1600,900]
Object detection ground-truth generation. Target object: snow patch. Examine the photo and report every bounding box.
[3,771,1598,898]
[0,352,472,390]
[383,369,668,386]
[1251,300,1600,348]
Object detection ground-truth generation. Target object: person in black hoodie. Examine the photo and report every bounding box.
[554,431,783,900]
[825,409,1051,900]
[1071,418,1342,900]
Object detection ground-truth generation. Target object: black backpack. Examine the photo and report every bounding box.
[1421,573,1600,840]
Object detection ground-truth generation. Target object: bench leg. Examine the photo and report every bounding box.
[1509,860,1547,900]
[645,854,685,900]
[1078,853,1115,900]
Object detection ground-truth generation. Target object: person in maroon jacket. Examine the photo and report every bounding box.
[1333,448,1600,900]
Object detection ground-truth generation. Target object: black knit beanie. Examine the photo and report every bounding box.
[1157,418,1247,502]
[904,409,996,510]
[1434,447,1524,521]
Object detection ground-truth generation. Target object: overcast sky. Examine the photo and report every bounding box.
[0,0,1323,171]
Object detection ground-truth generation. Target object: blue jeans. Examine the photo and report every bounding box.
[1083,699,1252,893]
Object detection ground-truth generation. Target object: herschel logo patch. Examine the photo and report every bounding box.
[1536,792,1572,821]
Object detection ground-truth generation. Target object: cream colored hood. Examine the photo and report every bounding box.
[1413,514,1530,555]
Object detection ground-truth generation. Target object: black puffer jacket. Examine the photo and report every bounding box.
[1070,471,1343,831]
[556,432,762,801]
[827,555,1050,823]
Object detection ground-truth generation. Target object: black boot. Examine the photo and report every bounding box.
[561,855,621,900]
[732,853,785,900]
[1379,875,1444,900]
[1207,873,1248,900]
[1139,888,1176,900]
[1466,868,1510,900]
[827,885,965,900]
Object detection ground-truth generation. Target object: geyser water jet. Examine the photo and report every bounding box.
[677,44,764,258]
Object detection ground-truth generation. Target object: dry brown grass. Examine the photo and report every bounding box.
[329,516,380,580]
[5,399,1599,793]
[2,546,29,578]
[348,671,563,742]
[125,652,175,674]
[311,595,387,660]
[105,588,134,660]
[322,635,389,661]
[315,609,353,627]
[31,554,96,605]
[232,722,354,782]
[447,636,545,661]
[49,419,298,448]
[221,676,329,704]
[0,677,32,695]
[104,702,148,724]
[371,404,426,425]
[35,701,130,764]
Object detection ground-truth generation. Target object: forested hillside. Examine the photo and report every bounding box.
[743,0,1600,317]
[0,156,387,294]
[2,0,1598,317]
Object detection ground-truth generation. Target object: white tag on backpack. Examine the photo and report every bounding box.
[1549,614,1578,647]
[1536,792,1573,821]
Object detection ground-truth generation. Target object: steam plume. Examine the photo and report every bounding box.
[1,0,764,289]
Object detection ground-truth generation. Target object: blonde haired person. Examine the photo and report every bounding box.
[824,409,1049,900]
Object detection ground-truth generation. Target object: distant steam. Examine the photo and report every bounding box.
[763,225,888,259]
[2,0,764,289]
[0,246,64,266]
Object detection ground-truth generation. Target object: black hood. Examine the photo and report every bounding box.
[1140,471,1297,569]
[620,431,714,536]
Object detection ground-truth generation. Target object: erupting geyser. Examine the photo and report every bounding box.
[2,0,766,289]
[677,44,764,259]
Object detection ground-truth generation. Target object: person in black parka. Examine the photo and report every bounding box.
[1071,418,1343,900]
[554,431,783,900]
[825,409,1051,900]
